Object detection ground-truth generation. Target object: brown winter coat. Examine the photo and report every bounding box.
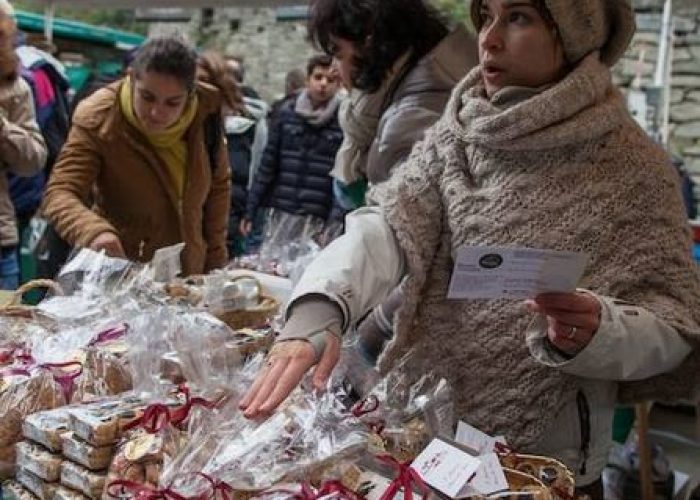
[0,76,47,246]
[42,79,231,275]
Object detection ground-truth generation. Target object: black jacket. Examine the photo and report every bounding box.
[245,96,343,221]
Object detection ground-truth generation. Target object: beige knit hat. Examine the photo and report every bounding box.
[544,0,635,66]
[0,0,15,18]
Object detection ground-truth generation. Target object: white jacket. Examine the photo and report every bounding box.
[287,207,691,485]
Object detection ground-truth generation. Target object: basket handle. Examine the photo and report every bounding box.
[229,275,262,297]
[4,279,64,307]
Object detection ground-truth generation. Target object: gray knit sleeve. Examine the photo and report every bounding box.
[276,296,344,358]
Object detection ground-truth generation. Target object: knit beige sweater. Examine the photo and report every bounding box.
[371,54,700,450]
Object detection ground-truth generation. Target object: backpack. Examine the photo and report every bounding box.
[10,60,70,219]
[19,55,71,175]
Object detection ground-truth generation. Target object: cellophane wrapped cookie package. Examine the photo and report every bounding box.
[0,248,577,500]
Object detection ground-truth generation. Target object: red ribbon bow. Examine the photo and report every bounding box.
[493,441,518,458]
[314,481,364,500]
[377,455,430,500]
[124,404,173,434]
[88,323,129,347]
[0,345,34,365]
[170,385,223,430]
[351,395,379,417]
[350,395,385,435]
[193,473,234,500]
[0,358,82,403]
[262,481,362,500]
[39,361,83,403]
[106,480,191,500]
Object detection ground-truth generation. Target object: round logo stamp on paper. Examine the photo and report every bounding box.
[479,254,503,269]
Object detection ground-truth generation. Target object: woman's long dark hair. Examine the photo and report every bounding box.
[308,0,449,92]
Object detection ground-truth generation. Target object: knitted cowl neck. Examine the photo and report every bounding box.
[448,53,626,150]
[371,53,700,451]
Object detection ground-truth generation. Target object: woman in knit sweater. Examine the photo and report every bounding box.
[241,0,700,495]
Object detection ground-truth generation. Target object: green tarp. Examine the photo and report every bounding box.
[16,10,144,48]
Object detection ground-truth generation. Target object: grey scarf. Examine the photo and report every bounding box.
[330,52,412,184]
[294,89,341,127]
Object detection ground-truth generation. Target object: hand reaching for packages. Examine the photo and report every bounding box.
[525,292,602,356]
[89,232,126,259]
[240,333,341,419]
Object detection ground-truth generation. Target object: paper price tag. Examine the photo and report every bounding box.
[410,438,481,499]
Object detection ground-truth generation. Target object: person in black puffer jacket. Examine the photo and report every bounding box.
[241,54,343,243]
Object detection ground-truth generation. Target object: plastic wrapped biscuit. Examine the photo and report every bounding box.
[52,485,90,500]
[74,349,132,401]
[60,462,105,500]
[22,408,71,453]
[68,398,146,447]
[105,426,184,491]
[1,479,38,500]
[1,443,17,479]
[61,433,113,471]
[15,441,63,482]
[0,369,70,454]
[16,468,59,500]
[159,353,184,385]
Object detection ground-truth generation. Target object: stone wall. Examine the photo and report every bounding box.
[149,8,314,102]
[613,0,700,181]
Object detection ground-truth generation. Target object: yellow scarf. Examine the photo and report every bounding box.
[119,76,198,199]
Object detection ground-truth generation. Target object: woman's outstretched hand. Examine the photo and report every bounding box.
[239,334,341,419]
[525,292,602,356]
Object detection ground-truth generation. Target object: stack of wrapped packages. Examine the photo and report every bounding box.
[0,248,578,500]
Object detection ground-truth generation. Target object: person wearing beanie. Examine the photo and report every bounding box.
[241,0,700,497]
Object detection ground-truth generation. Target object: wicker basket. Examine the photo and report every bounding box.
[502,468,553,499]
[226,328,276,358]
[212,275,279,330]
[0,279,64,313]
[498,453,575,500]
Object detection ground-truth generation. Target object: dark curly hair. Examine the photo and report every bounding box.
[307,54,334,76]
[308,0,448,93]
[131,36,198,92]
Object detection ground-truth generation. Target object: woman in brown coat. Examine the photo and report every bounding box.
[43,36,231,275]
